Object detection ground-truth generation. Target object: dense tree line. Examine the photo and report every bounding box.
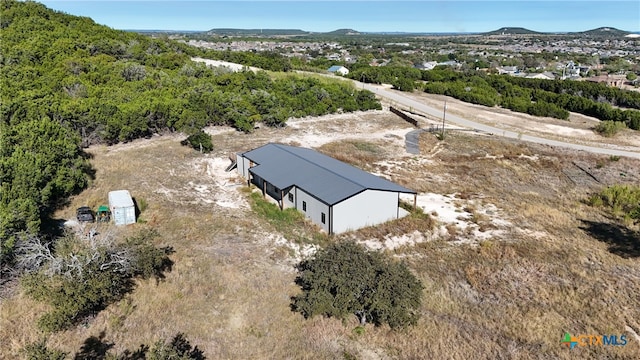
[1,0,380,143]
[199,48,292,72]
[347,66,422,90]
[345,64,639,129]
[421,68,639,128]
[0,117,90,261]
[0,0,381,264]
[497,76,640,110]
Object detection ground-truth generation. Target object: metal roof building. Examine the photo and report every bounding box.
[237,143,416,234]
[327,65,349,76]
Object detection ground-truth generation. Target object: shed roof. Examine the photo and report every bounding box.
[242,143,415,205]
[108,190,134,208]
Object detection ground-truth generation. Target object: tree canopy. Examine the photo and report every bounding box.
[0,0,381,263]
[0,117,90,262]
[291,241,423,328]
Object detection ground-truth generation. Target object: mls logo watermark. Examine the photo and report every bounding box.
[562,332,627,349]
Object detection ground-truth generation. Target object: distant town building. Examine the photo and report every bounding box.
[327,65,349,76]
[414,61,438,70]
[585,74,626,88]
[525,72,556,80]
[498,66,519,75]
[437,60,461,68]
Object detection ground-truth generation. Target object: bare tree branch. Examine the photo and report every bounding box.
[14,235,55,273]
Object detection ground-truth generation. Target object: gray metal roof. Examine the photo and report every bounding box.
[328,65,346,72]
[242,143,415,205]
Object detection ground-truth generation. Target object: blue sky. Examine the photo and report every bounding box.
[39,1,640,33]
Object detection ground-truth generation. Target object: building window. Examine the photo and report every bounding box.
[302,201,307,211]
[321,212,326,224]
[288,193,294,202]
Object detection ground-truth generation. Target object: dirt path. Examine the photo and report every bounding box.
[357,81,640,159]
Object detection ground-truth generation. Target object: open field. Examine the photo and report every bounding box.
[1,100,640,359]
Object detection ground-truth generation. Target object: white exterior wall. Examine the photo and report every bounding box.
[296,188,330,233]
[283,186,296,209]
[237,155,251,179]
[108,190,136,226]
[332,190,399,234]
[112,206,136,226]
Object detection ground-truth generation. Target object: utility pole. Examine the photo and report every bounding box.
[441,100,447,139]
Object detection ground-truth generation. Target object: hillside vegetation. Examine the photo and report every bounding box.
[0,0,380,264]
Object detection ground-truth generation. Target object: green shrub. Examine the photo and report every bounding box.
[22,339,67,360]
[21,230,172,332]
[594,120,627,137]
[291,241,423,328]
[181,130,213,153]
[147,333,206,360]
[589,185,640,223]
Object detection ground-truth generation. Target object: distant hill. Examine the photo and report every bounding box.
[206,28,310,36]
[483,27,541,35]
[323,28,361,36]
[576,27,630,37]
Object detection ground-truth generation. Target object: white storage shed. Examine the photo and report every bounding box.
[108,190,136,225]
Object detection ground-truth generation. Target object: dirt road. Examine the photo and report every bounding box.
[359,82,640,159]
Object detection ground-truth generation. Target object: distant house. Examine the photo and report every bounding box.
[327,65,349,76]
[415,61,438,70]
[525,72,556,80]
[237,143,416,234]
[498,66,519,75]
[437,60,461,68]
[585,74,626,88]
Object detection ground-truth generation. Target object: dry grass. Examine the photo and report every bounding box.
[2,110,640,359]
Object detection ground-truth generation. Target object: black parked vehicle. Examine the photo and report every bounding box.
[76,206,95,222]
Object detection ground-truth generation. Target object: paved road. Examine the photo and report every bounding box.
[357,82,640,160]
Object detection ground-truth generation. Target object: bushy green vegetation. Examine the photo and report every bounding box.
[1,0,380,144]
[594,120,627,137]
[20,230,173,332]
[0,0,380,263]
[348,66,422,85]
[22,340,67,360]
[424,76,502,108]
[181,130,213,153]
[432,69,640,127]
[0,117,91,262]
[347,64,639,128]
[291,241,423,328]
[589,185,640,223]
[23,333,205,359]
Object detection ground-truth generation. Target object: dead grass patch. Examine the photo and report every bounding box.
[317,139,388,169]
[344,209,436,242]
[3,109,640,359]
